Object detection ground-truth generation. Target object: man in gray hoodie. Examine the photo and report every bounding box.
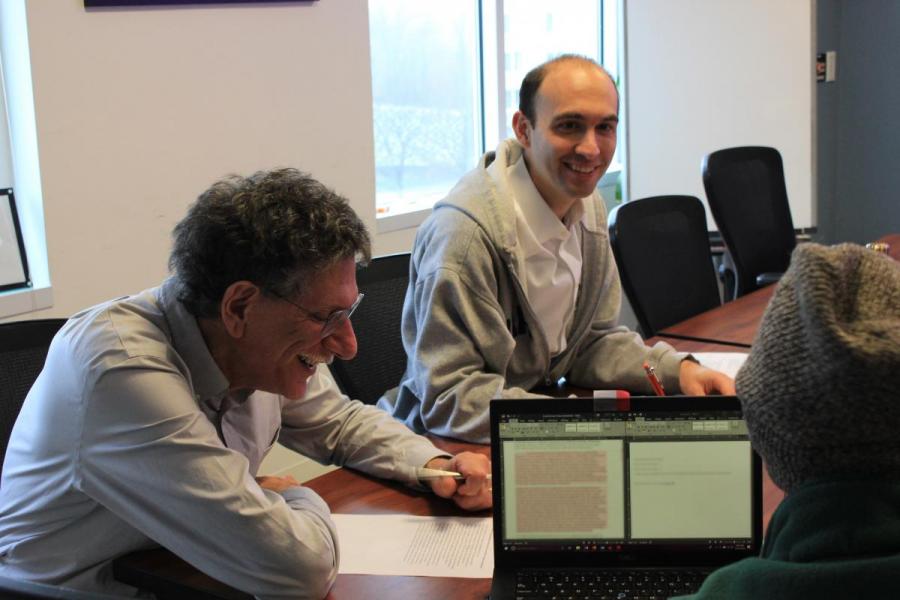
[378,55,734,443]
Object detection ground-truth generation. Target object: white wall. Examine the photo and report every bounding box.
[624,0,814,229]
[20,1,420,479]
[24,0,414,320]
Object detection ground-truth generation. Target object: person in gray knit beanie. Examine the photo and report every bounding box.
[735,242,900,492]
[680,241,900,600]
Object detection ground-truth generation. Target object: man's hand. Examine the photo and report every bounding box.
[679,359,736,395]
[424,453,492,511]
[256,474,302,493]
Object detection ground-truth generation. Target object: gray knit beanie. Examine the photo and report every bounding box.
[735,243,900,492]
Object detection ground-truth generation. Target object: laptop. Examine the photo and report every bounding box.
[489,396,762,600]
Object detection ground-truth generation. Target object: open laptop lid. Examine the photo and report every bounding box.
[490,396,762,570]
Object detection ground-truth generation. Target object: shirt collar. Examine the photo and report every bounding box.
[507,152,589,245]
[157,278,231,408]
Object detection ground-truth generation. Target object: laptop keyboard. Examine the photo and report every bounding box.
[514,568,709,600]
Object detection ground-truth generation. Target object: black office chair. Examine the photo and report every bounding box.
[702,146,796,299]
[329,253,410,405]
[0,573,129,599]
[608,196,722,338]
[0,318,67,477]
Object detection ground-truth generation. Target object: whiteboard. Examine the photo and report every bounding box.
[623,0,814,229]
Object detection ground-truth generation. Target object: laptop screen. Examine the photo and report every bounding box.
[490,396,762,568]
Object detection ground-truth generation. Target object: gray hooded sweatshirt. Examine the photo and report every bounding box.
[378,140,686,443]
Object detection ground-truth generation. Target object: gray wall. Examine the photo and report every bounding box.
[817,0,900,244]
[815,0,840,243]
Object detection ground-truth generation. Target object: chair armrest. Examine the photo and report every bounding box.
[718,263,737,302]
[755,272,783,287]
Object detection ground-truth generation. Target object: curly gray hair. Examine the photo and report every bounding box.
[169,168,371,317]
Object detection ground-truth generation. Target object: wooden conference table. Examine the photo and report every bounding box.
[656,285,773,347]
[115,235,899,598]
[656,233,900,348]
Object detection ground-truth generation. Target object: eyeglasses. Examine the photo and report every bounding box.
[268,290,364,338]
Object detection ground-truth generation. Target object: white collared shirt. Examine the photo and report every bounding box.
[489,153,588,355]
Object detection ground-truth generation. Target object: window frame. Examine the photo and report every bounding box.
[374,0,619,234]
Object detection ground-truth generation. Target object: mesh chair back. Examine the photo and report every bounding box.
[329,253,410,404]
[702,146,796,299]
[608,196,721,338]
[0,318,67,475]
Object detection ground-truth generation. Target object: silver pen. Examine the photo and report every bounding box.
[416,467,492,481]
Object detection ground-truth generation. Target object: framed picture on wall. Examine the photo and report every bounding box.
[0,188,30,292]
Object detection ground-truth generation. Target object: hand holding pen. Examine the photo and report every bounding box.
[419,452,492,511]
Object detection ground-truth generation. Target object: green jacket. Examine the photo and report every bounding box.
[377,139,685,443]
[677,479,900,599]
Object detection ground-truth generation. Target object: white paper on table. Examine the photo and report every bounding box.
[332,514,493,578]
[692,352,749,379]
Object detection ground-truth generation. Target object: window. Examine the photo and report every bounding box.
[369,0,618,231]
[368,1,482,223]
[500,1,607,141]
[369,0,618,230]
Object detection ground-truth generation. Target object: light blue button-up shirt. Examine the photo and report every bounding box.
[0,279,443,598]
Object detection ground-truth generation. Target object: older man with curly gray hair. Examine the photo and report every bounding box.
[0,168,490,599]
